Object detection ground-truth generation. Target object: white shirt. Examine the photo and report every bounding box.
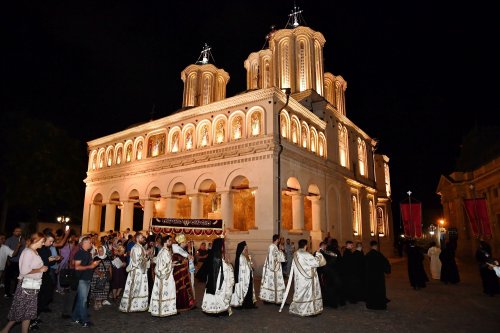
[0,245,14,271]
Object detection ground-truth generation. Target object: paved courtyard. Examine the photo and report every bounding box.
[1,257,499,333]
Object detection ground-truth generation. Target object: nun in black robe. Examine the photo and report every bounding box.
[407,240,428,289]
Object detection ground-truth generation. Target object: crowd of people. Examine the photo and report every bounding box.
[2,224,498,332]
[0,226,394,332]
[405,238,500,296]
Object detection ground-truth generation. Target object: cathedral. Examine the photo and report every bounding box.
[82,9,393,269]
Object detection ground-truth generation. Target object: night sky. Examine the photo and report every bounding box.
[4,1,499,229]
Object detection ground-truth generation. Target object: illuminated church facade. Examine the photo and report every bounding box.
[82,13,393,268]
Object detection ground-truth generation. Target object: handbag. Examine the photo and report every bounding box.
[22,277,42,290]
[60,268,77,288]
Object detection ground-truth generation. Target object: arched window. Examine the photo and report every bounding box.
[352,195,359,236]
[384,163,391,197]
[377,207,385,235]
[136,141,143,160]
[98,150,104,169]
[106,147,114,167]
[116,146,122,165]
[299,41,306,91]
[203,75,211,105]
[318,133,326,158]
[358,138,367,176]
[339,125,349,167]
[91,152,97,170]
[147,133,165,158]
[215,118,226,143]
[125,143,132,162]
[369,200,375,236]
[250,111,261,136]
[310,128,318,153]
[199,123,210,147]
[291,117,300,144]
[301,123,309,149]
[171,132,180,153]
[184,128,194,151]
[281,40,290,88]
[280,111,290,139]
[231,116,242,141]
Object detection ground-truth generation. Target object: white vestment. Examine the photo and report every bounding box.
[202,259,235,314]
[259,243,286,303]
[149,247,177,317]
[427,246,442,280]
[119,244,149,312]
[230,254,256,307]
[280,249,324,316]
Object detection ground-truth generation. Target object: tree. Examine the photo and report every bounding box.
[0,111,86,232]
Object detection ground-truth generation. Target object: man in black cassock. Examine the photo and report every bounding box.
[317,242,344,308]
[364,241,391,310]
[407,240,428,290]
[342,241,365,303]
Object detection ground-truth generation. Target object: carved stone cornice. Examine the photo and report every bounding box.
[85,136,275,184]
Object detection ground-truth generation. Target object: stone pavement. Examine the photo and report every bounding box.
[1,258,499,333]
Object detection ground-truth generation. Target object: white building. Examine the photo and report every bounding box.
[82,16,393,270]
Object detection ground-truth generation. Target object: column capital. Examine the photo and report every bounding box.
[307,195,321,201]
[287,190,305,197]
[186,191,208,197]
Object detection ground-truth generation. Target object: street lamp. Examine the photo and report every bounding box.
[428,224,436,236]
[57,216,70,224]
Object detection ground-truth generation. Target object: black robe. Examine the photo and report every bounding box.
[364,249,391,310]
[318,249,344,308]
[342,249,365,303]
[439,247,460,284]
[475,249,499,296]
[407,245,428,289]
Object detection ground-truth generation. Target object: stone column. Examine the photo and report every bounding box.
[89,204,101,233]
[309,195,323,250]
[292,192,304,231]
[104,203,116,232]
[221,191,234,230]
[121,201,134,231]
[142,200,155,232]
[165,197,178,218]
[310,196,322,232]
[190,194,204,219]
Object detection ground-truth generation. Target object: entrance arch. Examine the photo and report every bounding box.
[230,176,255,231]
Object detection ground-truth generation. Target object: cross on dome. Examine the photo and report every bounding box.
[196,43,213,65]
[286,4,305,28]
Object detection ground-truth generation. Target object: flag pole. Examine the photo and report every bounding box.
[407,190,413,238]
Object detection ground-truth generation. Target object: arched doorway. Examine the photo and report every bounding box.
[231,176,255,231]
[199,179,217,218]
[282,177,301,231]
[172,182,190,218]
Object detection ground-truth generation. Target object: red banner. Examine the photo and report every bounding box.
[464,199,492,238]
[400,203,422,238]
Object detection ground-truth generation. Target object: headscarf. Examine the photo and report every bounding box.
[234,241,247,283]
[206,238,224,295]
[96,245,107,260]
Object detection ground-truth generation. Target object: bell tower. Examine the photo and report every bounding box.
[181,44,230,108]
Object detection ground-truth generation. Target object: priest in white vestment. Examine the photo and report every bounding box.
[427,241,442,280]
[119,233,150,312]
[231,241,257,308]
[201,238,235,316]
[259,234,286,304]
[149,235,177,317]
[280,239,325,317]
